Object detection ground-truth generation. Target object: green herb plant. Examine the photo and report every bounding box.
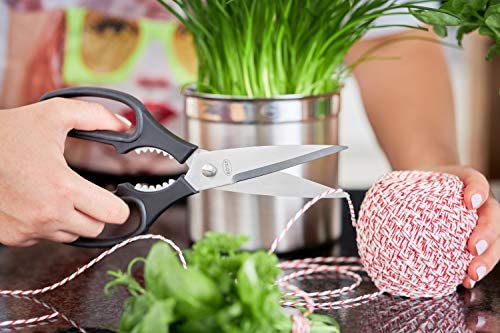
[105,232,340,333]
[411,0,500,60]
[159,0,498,98]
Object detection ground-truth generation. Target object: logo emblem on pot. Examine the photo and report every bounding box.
[222,159,232,176]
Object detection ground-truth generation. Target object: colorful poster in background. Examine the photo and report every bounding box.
[0,0,197,175]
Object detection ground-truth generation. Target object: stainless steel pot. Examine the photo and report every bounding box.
[184,89,341,252]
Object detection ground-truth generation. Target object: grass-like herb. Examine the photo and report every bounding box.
[159,1,498,97]
[157,0,441,97]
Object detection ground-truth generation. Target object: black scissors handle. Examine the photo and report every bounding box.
[39,87,199,248]
[70,176,197,248]
[39,86,198,163]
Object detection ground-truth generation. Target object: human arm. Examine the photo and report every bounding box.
[347,29,500,287]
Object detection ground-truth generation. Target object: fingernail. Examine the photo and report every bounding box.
[476,315,486,329]
[475,240,488,256]
[476,265,487,281]
[470,279,476,289]
[115,114,132,127]
[471,193,483,209]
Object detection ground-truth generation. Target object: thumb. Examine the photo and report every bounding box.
[49,98,132,132]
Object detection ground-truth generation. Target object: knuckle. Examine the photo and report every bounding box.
[47,97,67,107]
[44,98,66,121]
[63,234,79,243]
[106,200,129,224]
[104,208,121,224]
[51,232,78,244]
[34,204,59,225]
[85,101,108,115]
[88,223,105,238]
[48,97,69,113]
[56,179,76,199]
[46,99,80,128]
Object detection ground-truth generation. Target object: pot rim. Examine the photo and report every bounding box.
[182,85,341,102]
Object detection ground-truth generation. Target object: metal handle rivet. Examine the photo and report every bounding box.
[202,164,217,177]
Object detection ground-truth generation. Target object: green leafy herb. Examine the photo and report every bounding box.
[411,0,500,59]
[105,232,340,333]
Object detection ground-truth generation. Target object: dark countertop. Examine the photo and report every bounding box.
[0,188,499,333]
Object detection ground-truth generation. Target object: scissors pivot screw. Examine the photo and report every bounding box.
[201,164,217,177]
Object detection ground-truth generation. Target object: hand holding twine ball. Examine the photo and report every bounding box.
[357,171,478,298]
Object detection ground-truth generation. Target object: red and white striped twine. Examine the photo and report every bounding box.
[0,234,186,298]
[292,314,311,333]
[356,171,477,299]
[269,188,380,330]
[0,187,373,332]
[0,294,81,332]
[0,234,187,332]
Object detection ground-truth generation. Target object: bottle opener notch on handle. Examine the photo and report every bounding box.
[39,87,198,163]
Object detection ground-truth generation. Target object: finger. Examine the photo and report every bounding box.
[48,98,131,132]
[72,173,130,225]
[45,231,79,244]
[467,199,500,256]
[19,239,39,247]
[462,276,476,289]
[447,167,490,210]
[62,210,106,239]
[467,239,500,282]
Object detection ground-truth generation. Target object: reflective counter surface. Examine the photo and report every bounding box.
[0,184,498,333]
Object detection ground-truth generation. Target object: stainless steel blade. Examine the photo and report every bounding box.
[216,172,348,198]
[184,145,347,191]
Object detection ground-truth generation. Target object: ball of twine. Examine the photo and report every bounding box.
[357,171,478,298]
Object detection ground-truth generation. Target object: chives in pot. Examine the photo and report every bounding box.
[158,0,498,251]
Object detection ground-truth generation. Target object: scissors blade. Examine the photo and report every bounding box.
[185,145,347,191]
[216,172,348,198]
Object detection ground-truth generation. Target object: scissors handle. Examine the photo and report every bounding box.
[39,87,200,247]
[39,87,198,163]
[69,176,198,248]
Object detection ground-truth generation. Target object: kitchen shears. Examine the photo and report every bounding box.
[40,87,347,248]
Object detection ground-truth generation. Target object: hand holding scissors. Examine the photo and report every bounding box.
[40,87,347,248]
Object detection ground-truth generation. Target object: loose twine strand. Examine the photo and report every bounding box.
[0,187,378,333]
[0,294,78,331]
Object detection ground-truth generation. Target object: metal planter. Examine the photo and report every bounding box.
[184,89,341,252]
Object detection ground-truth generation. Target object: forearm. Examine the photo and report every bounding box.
[346,30,459,170]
